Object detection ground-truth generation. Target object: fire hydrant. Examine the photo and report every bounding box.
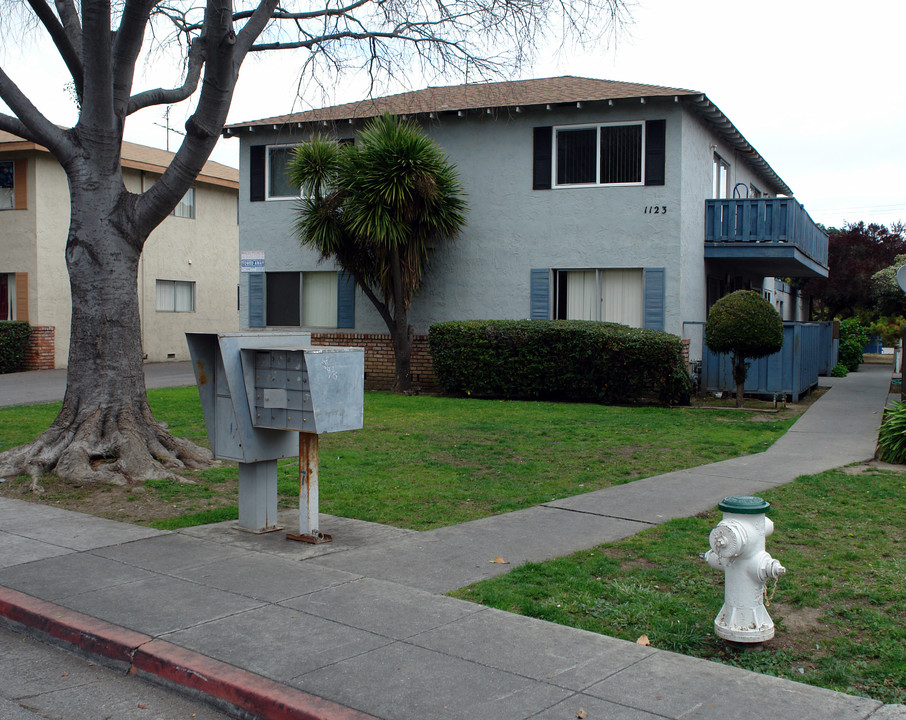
[703,495,786,643]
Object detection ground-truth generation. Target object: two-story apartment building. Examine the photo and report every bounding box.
[1,131,240,368]
[224,76,828,382]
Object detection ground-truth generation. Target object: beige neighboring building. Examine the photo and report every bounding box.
[0,131,239,368]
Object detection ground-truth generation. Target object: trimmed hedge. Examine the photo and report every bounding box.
[428,320,691,405]
[0,321,32,374]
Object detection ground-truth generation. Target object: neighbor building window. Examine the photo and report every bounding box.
[266,145,299,199]
[171,187,195,218]
[156,280,195,312]
[0,273,15,320]
[555,123,643,186]
[0,161,14,209]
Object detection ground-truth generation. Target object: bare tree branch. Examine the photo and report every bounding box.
[112,0,160,116]
[54,0,82,50]
[126,35,206,114]
[0,66,73,162]
[25,0,84,98]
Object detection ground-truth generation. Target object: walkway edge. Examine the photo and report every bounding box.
[0,585,378,720]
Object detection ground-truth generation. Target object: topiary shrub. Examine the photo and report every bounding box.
[428,320,691,406]
[877,401,906,463]
[0,321,32,374]
[704,290,783,408]
[838,318,869,372]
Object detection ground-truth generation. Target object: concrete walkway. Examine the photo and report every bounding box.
[1,364,903,720]
[0,361,195,407]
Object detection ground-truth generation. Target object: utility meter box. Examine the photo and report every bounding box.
[240,346,364,434]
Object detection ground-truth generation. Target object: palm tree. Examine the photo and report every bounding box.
[290,113,467,392]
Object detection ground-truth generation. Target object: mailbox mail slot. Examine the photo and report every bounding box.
[241,346,363,434]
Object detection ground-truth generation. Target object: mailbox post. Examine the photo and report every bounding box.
[187,333,363,539]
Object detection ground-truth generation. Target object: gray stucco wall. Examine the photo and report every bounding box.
[236,97,776,344]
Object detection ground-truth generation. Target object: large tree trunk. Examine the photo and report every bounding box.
[0,181,211,486]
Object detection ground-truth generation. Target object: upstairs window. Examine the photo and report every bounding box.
[171,187,195,218]
[0,161,14,209]
[712,154,730,199]
[555,123,643,187]
[266,145,299,199]
[156,280,195,312]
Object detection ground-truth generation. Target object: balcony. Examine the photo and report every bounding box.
[704,198,829,278]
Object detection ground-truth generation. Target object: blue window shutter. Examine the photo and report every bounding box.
[336,271,355,328]
[248,273,265,327]
[249,145,265,201]
[644,120,666,186]
[532,127,552,190]
[643,268,665,331]
[530,269,551,319]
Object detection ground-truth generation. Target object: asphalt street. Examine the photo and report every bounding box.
[0,624,233,720]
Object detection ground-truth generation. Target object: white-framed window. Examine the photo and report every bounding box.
[156,280,195,312]
[712,153,730,199]
[554,122,644,187]
[0,160,14,210]
[553,268,643,326]
[171,187,195,218]
[264,271,338,327]
[750,183,763,199]
[266,144,299,200]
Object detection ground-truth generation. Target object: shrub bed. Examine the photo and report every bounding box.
[428,320,691,405]
[0,321,32,374]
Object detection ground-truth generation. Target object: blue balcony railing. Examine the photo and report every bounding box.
[705,198,828,270]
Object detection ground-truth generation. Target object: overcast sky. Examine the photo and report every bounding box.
[3,0,903,229]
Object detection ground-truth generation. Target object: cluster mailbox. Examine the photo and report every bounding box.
[187,333,364,540]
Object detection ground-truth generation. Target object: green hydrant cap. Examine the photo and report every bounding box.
[718,495,770,514]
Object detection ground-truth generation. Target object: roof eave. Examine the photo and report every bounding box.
[682,95,792,197]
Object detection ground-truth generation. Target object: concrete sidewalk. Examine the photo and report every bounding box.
[0,361,195,407]
[1,364,903,720]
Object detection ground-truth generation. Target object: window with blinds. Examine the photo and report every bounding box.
[554,123,643,186]
[156,280,195,312]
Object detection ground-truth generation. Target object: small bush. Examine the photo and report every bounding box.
[0,321,32,374]
[877,401,906,463]
[830,363,849,378]
[838,318,868,372]
[428,320,691,405]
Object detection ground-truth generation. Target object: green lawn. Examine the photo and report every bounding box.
[1,387,800,530]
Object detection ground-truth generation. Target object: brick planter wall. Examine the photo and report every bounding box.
[309,332,438,391]
[22,326,55,371]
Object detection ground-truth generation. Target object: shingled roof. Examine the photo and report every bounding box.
[224,76,699,128]
[0,130,238,189]
[223,75,791,196]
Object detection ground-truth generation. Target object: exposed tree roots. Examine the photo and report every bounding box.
[0,401,212,489]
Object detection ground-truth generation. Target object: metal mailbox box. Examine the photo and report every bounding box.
[241,346,363,434]
[186,333,364,537]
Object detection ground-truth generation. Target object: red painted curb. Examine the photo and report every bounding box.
[0,585,377,720]
[134,639,375,720]
[0,585,150,664]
